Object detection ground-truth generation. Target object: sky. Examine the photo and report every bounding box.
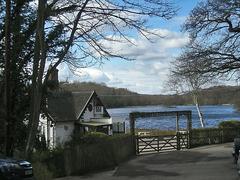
[58,0,202,95]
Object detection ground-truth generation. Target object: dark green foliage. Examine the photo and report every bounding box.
[67,132,108,146]
[31,148,64,177]
[35,134,48,151]
[31,162,53,180]
[0,0,81,153]
[67,132,131,147]
[218,121,240,129]
[190,127,240,148]
[31,134,134,177]
[0,0,34,153]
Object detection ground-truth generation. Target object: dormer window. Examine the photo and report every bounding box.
[95,106,102,113]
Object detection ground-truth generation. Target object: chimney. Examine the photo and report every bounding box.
[47,65,59,90]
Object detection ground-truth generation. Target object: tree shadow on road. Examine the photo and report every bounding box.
[114,150,230,178]
[114,163,180,177]
[138,151,229,165]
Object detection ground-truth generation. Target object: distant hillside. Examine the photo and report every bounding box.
[60,82,240,109]
[198,86,240,105]
[60,81,138,96]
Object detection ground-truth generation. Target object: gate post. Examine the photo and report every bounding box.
[136,136,139,155]
[176,112,179,132]
[188,130,192,149]
[187,112,192,149]
[176,132,180,150]
[129,113,137,155]
[129,113,135,136]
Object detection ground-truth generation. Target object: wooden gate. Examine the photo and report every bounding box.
[136,132,189,155]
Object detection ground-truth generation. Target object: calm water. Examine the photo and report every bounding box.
[107,105,240,130]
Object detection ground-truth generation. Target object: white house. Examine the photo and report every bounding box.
[39,90,112,148]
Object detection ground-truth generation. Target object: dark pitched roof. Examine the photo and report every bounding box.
[48,91,93,122]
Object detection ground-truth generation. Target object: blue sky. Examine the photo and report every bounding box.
[58,0,203,94]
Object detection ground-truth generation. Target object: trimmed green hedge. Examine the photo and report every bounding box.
[32,134,135,178]
[190,127,240,148]
[218,120,240,128]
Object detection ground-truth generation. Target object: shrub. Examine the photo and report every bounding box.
[218,120,240,128]
[30,148,66,178]
[66,132,108,146]
[32,162,53,180]
[30,134,134,178]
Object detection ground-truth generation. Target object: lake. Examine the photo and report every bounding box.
[107,105,240,130]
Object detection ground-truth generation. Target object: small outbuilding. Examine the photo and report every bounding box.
[40,90,112,148]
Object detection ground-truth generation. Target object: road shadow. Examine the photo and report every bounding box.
[114,163,180,177]
[138,151,229,165]
[114,150,230,178]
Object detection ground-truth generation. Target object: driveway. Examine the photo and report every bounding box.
[56,143,239,180]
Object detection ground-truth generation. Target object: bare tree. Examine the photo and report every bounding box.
[25,0,177,154]
[25,0,47,155]
[180,0,240,78]
[169,0,240,128]
[168,54,214,128]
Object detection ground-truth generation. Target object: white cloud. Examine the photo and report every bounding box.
[98,29,188,62]
[58,28,189,94]
[74,68,110,82]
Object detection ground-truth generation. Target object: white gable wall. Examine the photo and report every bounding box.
[82,101,94,121]
[94,105,104,118]
[82,98,106,121]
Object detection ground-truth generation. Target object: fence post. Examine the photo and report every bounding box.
[177,132,180,150]
[188,130,191,149]
[129,113,135,136]
[129,113,137,155]
[176,112,179,132]
[136,136,139,155]
[219,128,223,144]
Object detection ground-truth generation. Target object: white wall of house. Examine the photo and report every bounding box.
[55,122,74,146]
[82,101,94,121]
[39,116,75,148]
[39,115,55,148]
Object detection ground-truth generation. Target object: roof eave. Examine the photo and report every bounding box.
[76,90,95,120]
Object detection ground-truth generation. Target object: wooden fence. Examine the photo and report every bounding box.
[136,132,188,155]
[43,127,240,177]
[135,127,240,154]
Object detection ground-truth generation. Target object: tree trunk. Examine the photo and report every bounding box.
[25,0,46,156]
[193,95,205,128]
[4,0,14,156]
[25,0,90,155]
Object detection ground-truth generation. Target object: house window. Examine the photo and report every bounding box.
[64,125,68,131]
[88,104,93,112]
[95,106,102,112]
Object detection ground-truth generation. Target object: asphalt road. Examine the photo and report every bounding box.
[56,143,239,180]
